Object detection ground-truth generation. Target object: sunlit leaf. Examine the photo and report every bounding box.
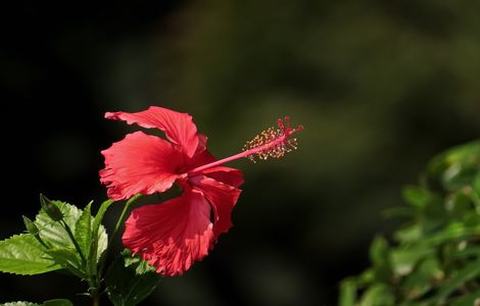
[0,234,60,275]
[74,202,92,260]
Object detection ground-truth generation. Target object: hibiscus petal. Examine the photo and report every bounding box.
[122,190,215,276]
[100,131,182,200]
[106,106,200,158]
[202,166,244,188]
[185,148,215,170]
[191,175,242,237]
[184,148,244,187]
[195,133,208,154]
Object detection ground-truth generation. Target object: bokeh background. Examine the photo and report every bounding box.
[1,1,480,305]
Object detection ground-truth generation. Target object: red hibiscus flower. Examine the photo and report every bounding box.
[100,106,302,276]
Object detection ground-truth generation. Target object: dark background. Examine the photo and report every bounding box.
[1,1,479,305]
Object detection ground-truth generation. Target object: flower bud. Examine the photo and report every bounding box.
[39,194,63,221]
[22,215,39,235]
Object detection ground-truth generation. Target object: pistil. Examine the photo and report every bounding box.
[187,116,303,176]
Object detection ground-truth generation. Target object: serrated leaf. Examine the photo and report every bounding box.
[0,302,40,306]
[35,201,82,249]
[75,202,92,260]
[35,201,108,263]
[46,248,84,278]
[0,234,60,275]
[106,251,159,306]
[0,300,73,306]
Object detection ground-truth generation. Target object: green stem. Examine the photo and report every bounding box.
[61,220,86,264]
[98,194,142,276]
[110,194,142,247]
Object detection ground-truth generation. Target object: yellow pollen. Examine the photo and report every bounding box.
[242,119,301,163]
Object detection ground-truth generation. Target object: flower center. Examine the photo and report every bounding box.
[187,116,303,176]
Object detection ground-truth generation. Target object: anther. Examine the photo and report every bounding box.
[242,116,303,162]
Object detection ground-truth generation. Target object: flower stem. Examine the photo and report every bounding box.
[98,194,142,276]
[110,194,142,247]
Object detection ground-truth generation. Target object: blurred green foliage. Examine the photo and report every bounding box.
[340,141,480,306]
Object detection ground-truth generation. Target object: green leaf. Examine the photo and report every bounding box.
[450,245,480,259]
[394,224,422,243]
[445,191,473,217]
[390,245,432,277]
[473,172,480,197]
[106,250,160,306]
[359,283,394,306]
[403,186,431,209]
[122,249,156,275]
[0,234,60,275]
[434,259,480,302]
[428,141,480,191]
[35,201,82,249]
[370,236,388,266]
[340,141,480,305]
[339,279,356,306]
[356,268,375,286]
[369,236,391,282]
[0,300,73,306]
[449,290,480,306]
[0,302,40,306]
[35,200,108,267]
[46,248,85,278]
[402,257,443,300]
[74,202,92,260]
[422,222,480,246]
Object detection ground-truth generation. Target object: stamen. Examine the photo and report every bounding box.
[186,116,303,176]
[242,116,303,163]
